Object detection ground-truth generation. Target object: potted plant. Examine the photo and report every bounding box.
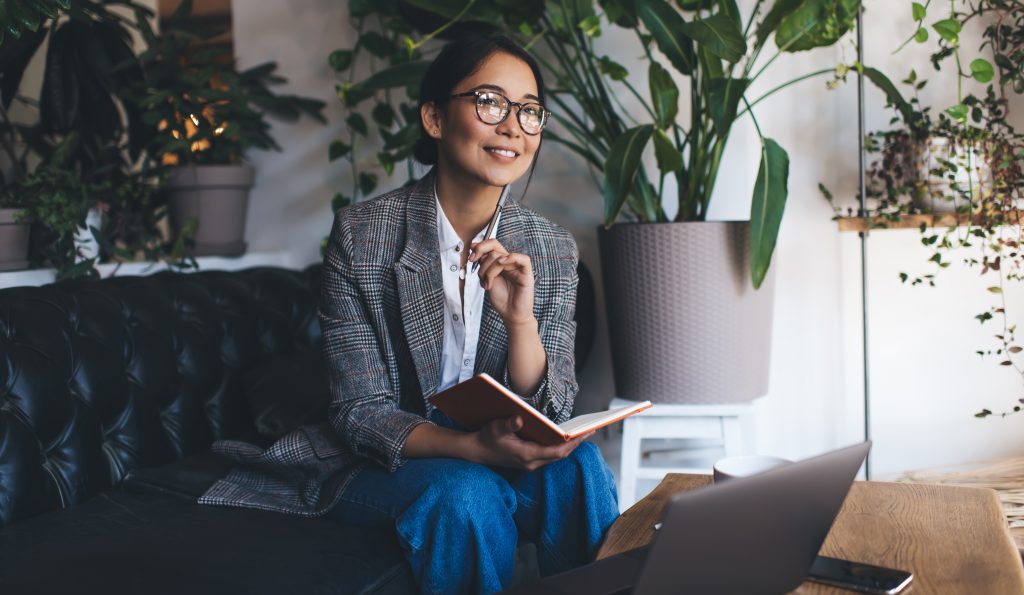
[131,0,325,257]
[830,0,1024,417]
[329,0,909,404]
[0,0,162,278]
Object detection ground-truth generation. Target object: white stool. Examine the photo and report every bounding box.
[610,397,754,512]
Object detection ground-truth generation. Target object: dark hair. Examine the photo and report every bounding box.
[413,34,546,182]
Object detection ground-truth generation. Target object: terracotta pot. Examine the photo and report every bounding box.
[0,208,31,271]
[598,221,775,404]
[166,164,255,256]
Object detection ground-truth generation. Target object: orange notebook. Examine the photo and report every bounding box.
[427,373,652,446]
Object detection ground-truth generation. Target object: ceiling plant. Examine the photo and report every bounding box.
[129,0,326,257]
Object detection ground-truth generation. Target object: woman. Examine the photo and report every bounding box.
[200,34,618,594]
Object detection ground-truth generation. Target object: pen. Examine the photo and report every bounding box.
[470,185,509,274]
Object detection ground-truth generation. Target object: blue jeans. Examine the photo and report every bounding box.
[325,415,619,595]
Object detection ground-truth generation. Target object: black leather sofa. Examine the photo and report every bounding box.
[0,264,596,594]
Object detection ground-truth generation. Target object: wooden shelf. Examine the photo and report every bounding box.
[838,210,1024,232]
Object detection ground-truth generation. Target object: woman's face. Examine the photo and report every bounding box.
[426,51,542,190]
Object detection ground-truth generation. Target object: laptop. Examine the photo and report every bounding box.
[504,441,871,595]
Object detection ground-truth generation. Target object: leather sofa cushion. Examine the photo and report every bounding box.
[122,450,240,500]
[0,488,413,595]
[243,351,331,440]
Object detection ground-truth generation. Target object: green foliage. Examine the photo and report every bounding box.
[774,0,859,52]
[332,0,900,287]
[837,0,1024,419]
[130,0,325,166]
[0,0,70,45]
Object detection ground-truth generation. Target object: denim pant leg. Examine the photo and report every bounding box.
[326,457,519,595]
[507,441,620,577]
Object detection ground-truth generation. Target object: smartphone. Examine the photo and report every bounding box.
[807,555,913,594]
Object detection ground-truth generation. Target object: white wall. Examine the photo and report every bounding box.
[231,0,1024,476]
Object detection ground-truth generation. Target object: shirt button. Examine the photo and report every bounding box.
[455,245,461,252]
[449,264,457,272]
[453,314,459,321]
[463,359,471,367]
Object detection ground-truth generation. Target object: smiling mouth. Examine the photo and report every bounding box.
[485,147,519,158]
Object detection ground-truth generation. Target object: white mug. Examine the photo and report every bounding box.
[713,455,791,483]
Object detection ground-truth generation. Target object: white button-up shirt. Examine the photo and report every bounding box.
[435,188,503,393]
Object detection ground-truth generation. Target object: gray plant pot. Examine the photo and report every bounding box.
[598,221,776,404]
[166,164,256,257]
[0,208,31,271]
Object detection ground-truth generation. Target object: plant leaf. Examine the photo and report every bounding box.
[911,2,926,20]
[932,18,960,43]
[653,128,682,172]
[329,140,350,161]
[970,58,994,83]
[346,113,368,136]
[344,61,429,106]
[750,138,790,289]
[680,13,746,63]
[718,0,742,30]
[603,124,654,225]
[754,0,803,49]
[775,0,860,53]
[707,77,749,135]
[598,55,629,80]
[648,62,678,129]
[637,0,695,75]
[945,103,968,122]
[328,49,353,71]
[861,67,915,129]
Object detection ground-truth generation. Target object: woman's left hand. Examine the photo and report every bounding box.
[470,239,534,326]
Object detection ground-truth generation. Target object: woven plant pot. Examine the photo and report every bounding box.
[0,208,31,271]
[598,221,775,404]
[166,164,255,257]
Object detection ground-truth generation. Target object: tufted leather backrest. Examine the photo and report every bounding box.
[0,266,321,527]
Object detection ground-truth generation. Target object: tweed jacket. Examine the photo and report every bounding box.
[198,172,580,517]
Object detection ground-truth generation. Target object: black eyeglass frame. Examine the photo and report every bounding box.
[448,90,551,135]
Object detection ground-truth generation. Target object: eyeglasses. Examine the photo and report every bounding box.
[449,90,550,135]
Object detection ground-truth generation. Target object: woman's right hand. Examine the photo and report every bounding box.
[467,416,592,472]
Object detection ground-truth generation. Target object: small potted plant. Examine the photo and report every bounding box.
[132,0,325,257]
[0,0,158,277]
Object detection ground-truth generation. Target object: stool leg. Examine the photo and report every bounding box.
[619,418,641,513]
[722,416,743,457]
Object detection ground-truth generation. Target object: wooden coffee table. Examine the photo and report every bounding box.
[597,474,1024,593]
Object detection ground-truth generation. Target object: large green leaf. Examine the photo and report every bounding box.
[775,0,860,53]
[653,128,682,172]
[637,0,694,75]
[648,62,678,129]
[401,0,505,26]
[0,25,46,109]
[717,0,741,30]
[680,13,746,63]
[753,0,803,48]
[861,66,915,129]
[1,0,68,44]
[750,138,789,289]
[603,124,653,225]
[707,76,749,135]
[343,60,429,106]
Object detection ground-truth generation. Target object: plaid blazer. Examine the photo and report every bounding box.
[198,171,580,516]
